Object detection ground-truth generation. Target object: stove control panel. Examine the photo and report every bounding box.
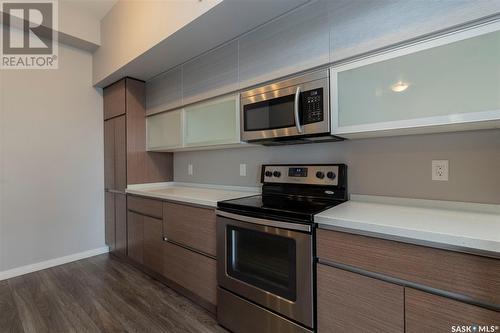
[262,164,341,186]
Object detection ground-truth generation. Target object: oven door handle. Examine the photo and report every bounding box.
[216,210,311,232]
[294,86,303,133]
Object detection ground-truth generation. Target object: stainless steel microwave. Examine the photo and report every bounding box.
[240,69,342,145]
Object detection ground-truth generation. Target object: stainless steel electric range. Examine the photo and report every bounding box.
[216,164,347,333]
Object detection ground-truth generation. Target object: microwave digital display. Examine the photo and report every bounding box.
[288,167,308,177]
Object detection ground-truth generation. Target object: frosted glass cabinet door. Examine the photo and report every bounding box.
[147,109,183,151]
[331,24,500,137]
[184,94,240,147]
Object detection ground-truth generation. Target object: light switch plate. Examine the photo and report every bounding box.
[240,164,247,177]
[432,160,449,181]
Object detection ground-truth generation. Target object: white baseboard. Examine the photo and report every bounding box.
[0,246,110,281]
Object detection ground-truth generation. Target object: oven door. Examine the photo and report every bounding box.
[216,212,313,328]
[240,76,329,142]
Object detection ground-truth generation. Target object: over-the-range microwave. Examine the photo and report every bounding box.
[240,69,343,145]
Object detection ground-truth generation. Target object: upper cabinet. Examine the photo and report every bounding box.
[147,109,183,151]
[238,0,329,89]
[331,23,500,138]
[184,94,240,147]
[146,67,183,116]
[147,93,243,152]
[182,41,239,105]
[103,79,126,120]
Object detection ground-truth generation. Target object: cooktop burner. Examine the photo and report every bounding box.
[217,164,347,224]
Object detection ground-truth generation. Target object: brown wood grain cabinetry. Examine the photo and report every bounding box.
[317,229,500,333]
[317,229,500,306]
[103,78,173,253]
[104,120,115,190]
[104,115,126,192]
[103,79,125,120]
[126,196,163,274]
[405,288,500,333]
[317,264,404,333]
[127,211,144,264]
[163,202,216,257]
[113,115,127,192]
[104,191,115,250]
[114,193,127,257]
[128,195,163,219]
[143,216,163,273]
[162,241,217,308]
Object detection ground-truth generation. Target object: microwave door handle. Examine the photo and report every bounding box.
[294,86,303,133]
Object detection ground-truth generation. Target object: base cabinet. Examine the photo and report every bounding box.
[126,195,217,313]
[317,229,500,333]
[114,194,127,257]
[405,288,500,333]
[162,241,217,310]
[127,199,164,274]
[317,264,404,333]
[104,191,115,251]
[105,192,127,257]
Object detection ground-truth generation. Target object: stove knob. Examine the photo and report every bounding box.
[265,171,273,177]
[316,171,325,179]
[327,171,336,180]
[273,171,281,178]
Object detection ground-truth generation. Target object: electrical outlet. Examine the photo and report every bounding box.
[240,164,247,177]
[188,164,193,176]
[432,160,449,181]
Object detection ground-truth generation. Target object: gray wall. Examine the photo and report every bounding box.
[0,43,104,272]
[174,129,500,205]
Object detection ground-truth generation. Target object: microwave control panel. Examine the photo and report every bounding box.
[302,88,324,124]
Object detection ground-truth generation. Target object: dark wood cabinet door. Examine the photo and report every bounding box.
[104,191,115,250]
[104,120,115,190]
[317,264,404,333]
[114,193,127,257]
[163,202,216,257]
[127,211,144,264]
[103,79,126,120]
[317,229,500,306]
[406,288,500,333]
[162,241,217,307]
[143,216,163,273]
[113,115,127,192]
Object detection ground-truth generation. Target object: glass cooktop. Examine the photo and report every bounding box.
[217,194,344,223]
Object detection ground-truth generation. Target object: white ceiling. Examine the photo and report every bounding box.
[61,0,118,21]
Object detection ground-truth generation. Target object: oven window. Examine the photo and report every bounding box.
[226,226,297,301]
[243,94,296,131]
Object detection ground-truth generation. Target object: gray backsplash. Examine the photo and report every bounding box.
[174,129,500,204]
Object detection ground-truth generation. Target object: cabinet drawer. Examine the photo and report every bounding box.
[405,288,500,333]
[163,202,216,257]
[317,229,500,306]
[162,241,217,307]
[127,195,163,219]
[317,264,404,333]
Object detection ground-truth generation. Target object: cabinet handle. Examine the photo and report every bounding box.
[294,86,303,133]
[163,236,168,242]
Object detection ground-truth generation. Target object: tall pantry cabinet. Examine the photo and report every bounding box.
[103,78,172,256]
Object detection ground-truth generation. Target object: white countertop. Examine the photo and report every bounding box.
[126,182,260,208]
[316,195,500,257]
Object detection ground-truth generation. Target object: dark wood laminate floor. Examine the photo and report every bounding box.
[0,254,227,333]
